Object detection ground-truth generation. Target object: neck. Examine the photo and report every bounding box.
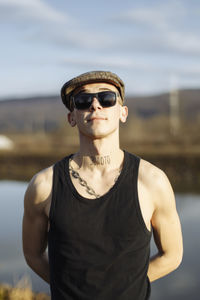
[72,129,123,172]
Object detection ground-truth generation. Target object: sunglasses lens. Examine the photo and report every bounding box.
[74,94,92,110]
[73,91,116,110]
[99,92,116,107]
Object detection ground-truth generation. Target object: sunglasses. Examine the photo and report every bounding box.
[71,91,117,110]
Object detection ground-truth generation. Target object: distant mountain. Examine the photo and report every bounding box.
[126,89,200,119]
[0,95,64,132]
[0,89,199,133]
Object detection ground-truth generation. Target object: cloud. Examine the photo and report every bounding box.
[0,0,114,50]
[60,56,135,69]
[110,1,200,56]
[165,31,200,55]
[60,54,200,77]
[112,1,186,30]
[2,0,199,55]
[0,0,69,24]
[0,0,199,97]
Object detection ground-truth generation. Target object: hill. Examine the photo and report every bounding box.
[0,89,199,133]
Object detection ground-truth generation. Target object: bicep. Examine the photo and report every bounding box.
[151,172,183,260]
[23,210,48,257]
[22,178,49,258]
[152,207,182,257]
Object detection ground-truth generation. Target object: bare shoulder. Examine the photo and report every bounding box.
[139,158,175,210]
[139,158,167,185]
[24,166,53,216]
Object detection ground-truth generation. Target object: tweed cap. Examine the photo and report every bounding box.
[61,71,125,111]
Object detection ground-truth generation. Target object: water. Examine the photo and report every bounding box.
[0,180,50,294]
[0,181,200,299]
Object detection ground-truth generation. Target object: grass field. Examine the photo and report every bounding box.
[0,283,50,300]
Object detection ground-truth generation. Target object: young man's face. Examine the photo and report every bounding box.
[68,82,128,140]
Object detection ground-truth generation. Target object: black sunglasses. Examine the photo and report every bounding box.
[71,91,117,110]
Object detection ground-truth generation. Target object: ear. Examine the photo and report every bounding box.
[119,105,128,123]
[67,112,76,127]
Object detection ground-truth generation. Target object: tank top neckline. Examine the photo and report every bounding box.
[64,150,129,203]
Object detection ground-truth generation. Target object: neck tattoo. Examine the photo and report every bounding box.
[69,158,122,199]
[90,155,111,166]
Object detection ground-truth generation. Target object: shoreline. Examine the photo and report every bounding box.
[0,149,200,193]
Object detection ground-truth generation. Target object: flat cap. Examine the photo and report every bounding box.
[61,70,125,111]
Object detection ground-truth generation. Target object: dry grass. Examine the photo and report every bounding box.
[0,277,50,300]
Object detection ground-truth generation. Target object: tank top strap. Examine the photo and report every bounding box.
[49,154,73,222]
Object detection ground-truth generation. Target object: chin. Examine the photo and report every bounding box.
[87,132,109,139]
[79,124,118,140]
[85,128,117,140]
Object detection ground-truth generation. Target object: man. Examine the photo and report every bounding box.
[23,71,183,300]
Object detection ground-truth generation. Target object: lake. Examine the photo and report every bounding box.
[0,180,199,299]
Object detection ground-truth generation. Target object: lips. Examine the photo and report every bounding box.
[87,116,106,122]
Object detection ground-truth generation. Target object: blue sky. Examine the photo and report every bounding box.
[0,0,200,99]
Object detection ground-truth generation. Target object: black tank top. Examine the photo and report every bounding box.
[48,151,152,300]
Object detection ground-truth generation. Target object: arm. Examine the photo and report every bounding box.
[22,169,52,283]
[148,169,183,282]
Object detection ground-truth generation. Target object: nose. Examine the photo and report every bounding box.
[89,96,102,111]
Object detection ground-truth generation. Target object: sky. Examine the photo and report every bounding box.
[0,0,200,100]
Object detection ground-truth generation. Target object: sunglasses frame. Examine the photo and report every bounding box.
[71,91,117,110]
